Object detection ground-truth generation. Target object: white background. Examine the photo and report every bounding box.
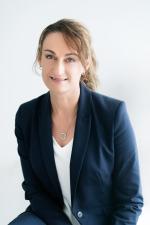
[0,0,150,224]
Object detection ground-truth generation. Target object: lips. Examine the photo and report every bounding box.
[49,76,68,81]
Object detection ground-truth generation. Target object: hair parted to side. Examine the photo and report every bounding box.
[34,18,99,90]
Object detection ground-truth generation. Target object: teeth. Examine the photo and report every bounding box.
[49,76,67,81]
[49,76,55,80]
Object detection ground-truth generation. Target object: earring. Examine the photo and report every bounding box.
[81,72,88,83]
[39,65,42,70]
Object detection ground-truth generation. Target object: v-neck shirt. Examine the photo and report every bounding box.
[53,137,80,225]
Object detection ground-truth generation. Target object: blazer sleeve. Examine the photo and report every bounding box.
[111,102,144,225]
[15,106,72,225]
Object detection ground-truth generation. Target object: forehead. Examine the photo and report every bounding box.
[42,32,77,55]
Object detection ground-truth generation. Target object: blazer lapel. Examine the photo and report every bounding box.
[38,92,64,202]
[70,83,92,205]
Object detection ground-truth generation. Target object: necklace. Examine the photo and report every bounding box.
[52,113,77,141]
[58,132,67,141]
[55,128,72,141]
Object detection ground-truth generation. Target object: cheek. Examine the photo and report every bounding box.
[41,57,53,71]
[42,63,53,75]
[67,64,84,76]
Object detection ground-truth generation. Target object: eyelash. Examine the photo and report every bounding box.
[45,54,55,59]
[65,57,76,63]
[45,55,76,63]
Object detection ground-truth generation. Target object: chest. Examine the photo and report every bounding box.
[52,124,75,147]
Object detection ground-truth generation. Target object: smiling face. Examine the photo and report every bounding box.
[39,32,87,95]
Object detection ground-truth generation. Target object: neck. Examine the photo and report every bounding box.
[49,88,80,118]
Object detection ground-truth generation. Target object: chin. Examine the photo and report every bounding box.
[49,86,70,95]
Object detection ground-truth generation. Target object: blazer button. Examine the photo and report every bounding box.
[77,211,83,218]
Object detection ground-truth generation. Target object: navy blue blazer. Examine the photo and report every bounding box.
[15,83,143,225]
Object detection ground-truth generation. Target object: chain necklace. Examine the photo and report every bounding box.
[52,113,77,141]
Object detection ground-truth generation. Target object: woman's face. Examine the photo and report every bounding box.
[39,32,86,95]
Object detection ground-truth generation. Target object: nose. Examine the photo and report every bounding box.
[52,60,65,76]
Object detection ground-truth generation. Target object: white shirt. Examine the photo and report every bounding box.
[53,137,80,225]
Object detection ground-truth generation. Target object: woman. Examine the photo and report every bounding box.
[9,18,143,225]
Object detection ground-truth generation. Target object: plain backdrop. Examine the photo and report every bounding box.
[0,0,150,224]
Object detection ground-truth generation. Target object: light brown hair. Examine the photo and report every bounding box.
[34,18,99,90]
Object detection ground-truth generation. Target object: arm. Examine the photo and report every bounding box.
[15,106,72,225]
[111,102,144,225]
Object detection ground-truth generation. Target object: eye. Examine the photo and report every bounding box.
[45,54,55,59]
[65,57,76,63]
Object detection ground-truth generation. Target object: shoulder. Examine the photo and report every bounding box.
[91,90,126,116]
[15,91,49,122]
[20,92,48,110]
[90,90,131,134]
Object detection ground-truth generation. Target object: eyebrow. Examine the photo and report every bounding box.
[43,49,78,57]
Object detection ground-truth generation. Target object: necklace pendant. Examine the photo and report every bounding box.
[60,132,67,140]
